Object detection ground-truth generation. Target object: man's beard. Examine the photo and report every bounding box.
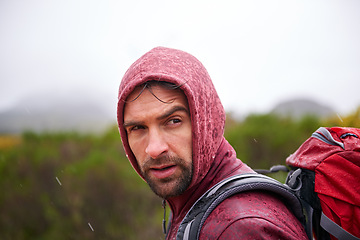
[140,155,193,199]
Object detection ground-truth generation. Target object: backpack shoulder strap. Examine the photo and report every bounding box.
[321,212,360,240]
[176,173,305,240]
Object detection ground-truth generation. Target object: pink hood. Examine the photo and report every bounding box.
[117,47,226,189]
[117,47,255,238]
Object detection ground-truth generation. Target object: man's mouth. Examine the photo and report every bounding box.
[149,164,177,179]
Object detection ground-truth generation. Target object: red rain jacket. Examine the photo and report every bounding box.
[117,47,308,239]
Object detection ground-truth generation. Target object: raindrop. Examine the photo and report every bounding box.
[55,176,62,186]
[88,222,94,232]
[336,113,343,123]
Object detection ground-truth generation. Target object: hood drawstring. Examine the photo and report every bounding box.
[162,199,167,234]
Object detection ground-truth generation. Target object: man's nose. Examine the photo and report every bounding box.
[145,129,168,159]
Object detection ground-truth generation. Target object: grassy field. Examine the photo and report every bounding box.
[0,108,358,239]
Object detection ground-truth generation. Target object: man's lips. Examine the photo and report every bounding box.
[149,164,177,179]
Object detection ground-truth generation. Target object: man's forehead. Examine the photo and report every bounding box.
[123,82,190,124]
[125,81,188,103]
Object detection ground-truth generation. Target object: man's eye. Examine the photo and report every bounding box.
[129,125,145,132]
[168,118,181,125]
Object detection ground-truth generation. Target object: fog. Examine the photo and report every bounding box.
[1,0,360,123]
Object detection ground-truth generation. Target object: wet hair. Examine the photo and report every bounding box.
[127,80,184,103]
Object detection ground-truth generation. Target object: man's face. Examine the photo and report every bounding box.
[123,84,193,199]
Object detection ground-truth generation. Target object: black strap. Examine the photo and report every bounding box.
[321,212,360,240]
[254,164,289,174]
[176,173,305,240]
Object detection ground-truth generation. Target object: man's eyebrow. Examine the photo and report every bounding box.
[123,106,189,129]
[123,120,144,129]
[157,105,189,121]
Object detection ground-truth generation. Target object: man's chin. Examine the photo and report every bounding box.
[147,180,183,199]
[145,176,192,199]
[141,160,193,198]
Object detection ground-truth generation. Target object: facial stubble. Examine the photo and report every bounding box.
[140,156,193,199]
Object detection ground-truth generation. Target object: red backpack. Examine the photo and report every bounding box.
[286,127,360,239]
[175,127,359,240]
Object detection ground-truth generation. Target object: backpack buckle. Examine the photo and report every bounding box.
[286,168,302,191]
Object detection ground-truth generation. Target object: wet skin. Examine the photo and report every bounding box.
[123,85,193,198]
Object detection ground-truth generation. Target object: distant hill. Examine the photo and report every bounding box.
[0,94,337,134]
[271,98,336,119]
[0,92,116,134]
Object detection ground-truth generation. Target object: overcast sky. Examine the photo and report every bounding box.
[1,0,360,119]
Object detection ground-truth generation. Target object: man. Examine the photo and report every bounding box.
[117,47,307,239]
